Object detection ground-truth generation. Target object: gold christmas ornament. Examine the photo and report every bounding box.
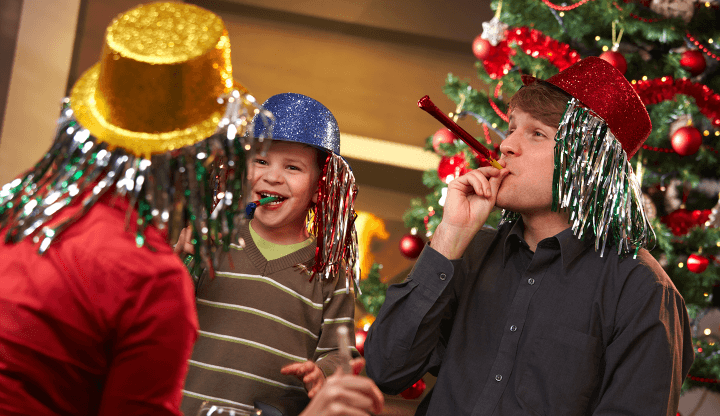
[70,1,246,157]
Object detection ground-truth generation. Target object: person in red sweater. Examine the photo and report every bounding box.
[0,2,270,415]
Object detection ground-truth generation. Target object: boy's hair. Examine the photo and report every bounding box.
[508,81,572,128]
[313,148,329,178]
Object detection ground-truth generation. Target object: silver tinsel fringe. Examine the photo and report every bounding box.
[0,91,273,277]
[501,98,655,257]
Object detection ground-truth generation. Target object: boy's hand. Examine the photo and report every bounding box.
[281,361,326,398]
[173,226,195,255]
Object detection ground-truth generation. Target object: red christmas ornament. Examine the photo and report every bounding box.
[687,254,709,274]
[400,378,426,400]
[661,208,711,236]
[680,50,707,76]
[599,50,627,75]
[671,126,702,156]
[399,234,424,259]
[472,35,494,61]
[432,128,458,154]
[355,328,367,356]
[437,153,469,183]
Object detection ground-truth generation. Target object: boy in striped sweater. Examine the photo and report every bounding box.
[180,93,361,416]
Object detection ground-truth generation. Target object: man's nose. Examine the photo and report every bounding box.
[499,133,518,156]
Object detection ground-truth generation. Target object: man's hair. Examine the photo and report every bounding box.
[508,81,572,128]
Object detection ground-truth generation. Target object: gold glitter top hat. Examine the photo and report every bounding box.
[70,2,242,157]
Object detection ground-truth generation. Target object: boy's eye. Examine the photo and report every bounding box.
[254,158,268,165]
[287,165,301,171]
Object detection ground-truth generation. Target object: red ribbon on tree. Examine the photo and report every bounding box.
[633,77,720,127]
[481,27,582,79]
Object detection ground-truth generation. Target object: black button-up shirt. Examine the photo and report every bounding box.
[365,220,694,416]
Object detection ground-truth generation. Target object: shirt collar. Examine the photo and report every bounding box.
[500,217,594,269]
[554,227,595,269]
[501,220,528,265]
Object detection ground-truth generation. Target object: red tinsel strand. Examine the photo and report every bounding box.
[494,81,503,99]
[627,12,662,23]
[612,2,663,22]
[306,154,359,285]
[628,13,661,23]
[704,145,719,155]
[489,98,509,123]
[686,32,720,62]
[483,123,492,144]
[540,0,596,11]
[641,145,675,153]
[687,374,720,384]
[310,154,331,280]
[491,81,509,123]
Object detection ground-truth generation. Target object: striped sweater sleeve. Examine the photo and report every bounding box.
[314,270,359,376]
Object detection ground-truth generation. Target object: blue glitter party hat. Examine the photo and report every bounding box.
[253,93,340,155]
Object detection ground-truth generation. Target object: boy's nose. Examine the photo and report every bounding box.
[263,166,284,183]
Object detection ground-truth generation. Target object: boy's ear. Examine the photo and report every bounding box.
[312,187,319,205]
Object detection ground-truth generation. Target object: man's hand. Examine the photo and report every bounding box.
[281,360,326,399]
[299,358,384,416]
[173,226,195,255]
[431,163,509,259]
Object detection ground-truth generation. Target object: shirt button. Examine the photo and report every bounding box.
[528,278,535,285]
[510,325,517,332]
[439,272,447,280]
[495,374,502,382]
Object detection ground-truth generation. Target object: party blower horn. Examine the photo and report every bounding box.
[418,95,503,170]
[245,196,280,219]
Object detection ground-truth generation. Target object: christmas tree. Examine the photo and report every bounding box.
[403,0,720,392]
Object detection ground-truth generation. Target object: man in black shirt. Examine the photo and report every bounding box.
[364,57,694,415]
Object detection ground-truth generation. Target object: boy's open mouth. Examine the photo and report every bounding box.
[259,192,287,205]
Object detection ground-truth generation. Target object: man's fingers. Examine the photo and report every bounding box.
[320,375,384,415]
[455,170,495,198]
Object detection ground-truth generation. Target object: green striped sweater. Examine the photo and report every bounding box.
[181,223,357,416]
